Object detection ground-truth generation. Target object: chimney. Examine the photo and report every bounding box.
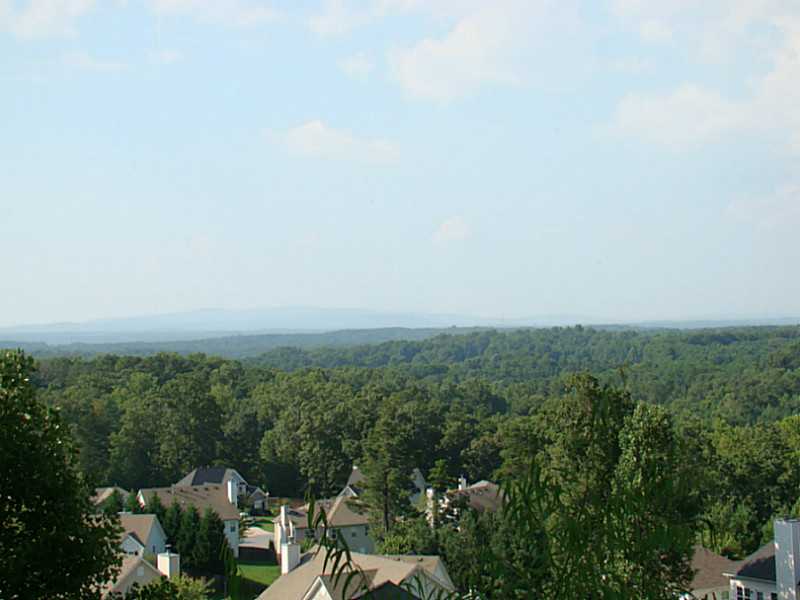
[458,476,468,491]
[281,521,300,575]
[227,479,237,507]
[776,519,800,600]
[157,551,180,580]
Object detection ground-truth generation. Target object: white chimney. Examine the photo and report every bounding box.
[157,552,180,580]
[227,479,237,507]
[458,476,468,491]
[281,521,300,575]
[776,519,800,600]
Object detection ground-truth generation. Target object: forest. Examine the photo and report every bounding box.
[19,325,800,570]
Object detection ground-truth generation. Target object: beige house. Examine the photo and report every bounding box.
[137,484,241,556]
[101,553,179,598]
[258,546,455,600]
[119,513,168,557]
[274,497,374,556]
[176,466,269,512]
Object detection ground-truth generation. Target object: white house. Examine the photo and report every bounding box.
[726,518,800,600]
[119,513,168,557]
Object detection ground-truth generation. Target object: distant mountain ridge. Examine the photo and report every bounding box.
[1,307,797,356]
[0,307,596,345]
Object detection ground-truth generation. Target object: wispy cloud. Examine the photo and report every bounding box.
[63,50,126,72]
[388,0,585,102]
[338,52,374,80]
[275,120,400,165]
[306,0,370,35]
[149,0,277,27]
[433,216,471,244]
[611,17,800,151]
[0,0,95,38]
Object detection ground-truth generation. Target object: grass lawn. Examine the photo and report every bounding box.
[249,517,274,532]
[238,561,281,587]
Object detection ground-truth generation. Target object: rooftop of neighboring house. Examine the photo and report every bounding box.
[732,541,777,582]
[138,485,240,521]
[689,545,740,592]
[446,480,503,513]
[274,495,369,530]
[119,513,163,547]
[101,554,162,598]
[176,466,245,487]
[92,486,130,506]
[257,548,455,600]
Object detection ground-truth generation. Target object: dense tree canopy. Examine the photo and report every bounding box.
[5,323,799,593]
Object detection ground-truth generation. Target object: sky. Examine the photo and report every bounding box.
[1,0,799,327]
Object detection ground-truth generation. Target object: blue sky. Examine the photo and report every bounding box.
[1,0,799,327]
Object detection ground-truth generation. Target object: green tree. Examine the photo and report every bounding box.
[193,508,226,574]
[125,490,142,514]
[177,505,201,568]
[0,350,121,599]
[101,489,125,516]
[361,398,417,538]
[144,493,166,525]
[162,500,184,546]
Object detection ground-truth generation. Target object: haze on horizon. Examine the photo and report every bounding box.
[2,0,799,330]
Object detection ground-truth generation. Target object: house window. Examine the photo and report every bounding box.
[352,530,357,538]
[229,524,236,533]
[771,594,778,600]
[737,587,744,600]
[744,589,752,600]
[757,592,763,600]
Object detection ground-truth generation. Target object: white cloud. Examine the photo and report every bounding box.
[613,84,746,148]
[727,185,800,231]
[338,52,374,80]
[612,17,800,151]
[0,0,95,38]
[611,57,653,74]
[149,0,276,27]
[387,0,586,102]
[276,120,399,165]
[307,0,370,35]
[638,19,672,43]
[433,216,471,244]
[388,2,530,102]
[63,50,126,72]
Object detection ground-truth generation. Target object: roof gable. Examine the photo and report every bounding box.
[735,542,776,582]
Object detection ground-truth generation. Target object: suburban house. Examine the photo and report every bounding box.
[725,518,800,600]
[137,484,241,556]
[274,499,374,556]
[683,545,739,599]
[101,552,180,597]
[339,466,427,505]
[445,478,503,513]
[92,486,130,507]
[119,513,168,557]
[258,543,456,600]
[176,466,269,512]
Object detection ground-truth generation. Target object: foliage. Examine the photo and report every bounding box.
[0,350,121,600]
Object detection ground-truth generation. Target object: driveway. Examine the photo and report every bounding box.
[241,525,274,551]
